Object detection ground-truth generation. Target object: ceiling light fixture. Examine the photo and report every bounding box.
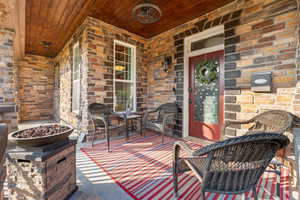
[132,0,162,24]
[42,41,52,48]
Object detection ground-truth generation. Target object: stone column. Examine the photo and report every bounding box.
[0,124,7,200]
[0,28,18,132]
[293,128,300,199]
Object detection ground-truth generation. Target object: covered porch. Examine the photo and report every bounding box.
[0,0,300,199]
[16,121,295,200]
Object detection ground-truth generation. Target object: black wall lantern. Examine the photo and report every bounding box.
[162,55,172,72]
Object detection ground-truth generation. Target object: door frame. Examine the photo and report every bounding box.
[183,25,224,138]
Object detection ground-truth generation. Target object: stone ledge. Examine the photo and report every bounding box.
[0,105,17,114]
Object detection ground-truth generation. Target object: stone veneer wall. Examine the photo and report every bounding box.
[84,17,147,110]
[146,0,299,137]
[17,55,55,121]
[146,33,176,108]
[54,17,148,135]
[0,28,17,132]
[14,0,300,139]
[54,21,87,128]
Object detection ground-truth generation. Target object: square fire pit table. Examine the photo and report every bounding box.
[6,140,77,200]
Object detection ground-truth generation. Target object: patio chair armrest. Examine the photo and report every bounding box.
[193,132,289,156]
[109,112,125,120]
[222,120,253,134]
[174,141,194,158]
[162,113,176,129]
[146,110,158,114]
[90,115,108,133]
[142,110,158,122]
[89,115,108,128]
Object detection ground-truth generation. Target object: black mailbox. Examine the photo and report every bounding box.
[251,71,272,92]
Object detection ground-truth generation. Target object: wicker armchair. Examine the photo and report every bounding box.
[222,110,293,136]
[88,103,126,151]
[173,133,290,199]
[144,103,179,143]
[222,110,294,196]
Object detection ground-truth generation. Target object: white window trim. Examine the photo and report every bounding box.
[113,40,137,112]
[183,25,224,138]
[72,42,81,114]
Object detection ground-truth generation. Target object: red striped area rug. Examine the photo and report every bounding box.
[81,132,290,200]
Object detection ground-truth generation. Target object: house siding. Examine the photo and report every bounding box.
[0,28,17,132]
[10,0,300,139]
[54,21,88,130]
[147,0,299,137]
[17,55,55,121]
[84,17,148,113]
[53,17,148,139]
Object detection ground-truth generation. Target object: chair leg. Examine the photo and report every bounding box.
[200,189,206,200]
[161,134,164,144]
[125,119,129,140]
[275,165,281,198]
[252,186,258,200]
[91,128,96,147]
[173,142,181,198]
[106,129,110,152]
[173,160,179,198]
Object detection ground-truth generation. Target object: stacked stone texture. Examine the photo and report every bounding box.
[17,55,55,121]
[84,17,147,111]
[0,28,17,132]
[148,0,299,137]
[54,21,88,131]
[6,143,76,200]
[224,0,298,136]
[11,0,300,139]
[54,17,148,139]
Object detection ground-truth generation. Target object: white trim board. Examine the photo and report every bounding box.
[113,40,137,112]
[182,25,224,138]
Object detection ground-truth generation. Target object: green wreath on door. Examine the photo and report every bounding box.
[195,60,218,84]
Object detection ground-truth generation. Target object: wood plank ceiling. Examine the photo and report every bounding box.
[25,0,235,57]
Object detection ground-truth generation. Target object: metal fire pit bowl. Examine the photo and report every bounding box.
[8,124,74,148]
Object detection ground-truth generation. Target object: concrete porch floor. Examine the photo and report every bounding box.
[14,120,298,200]
[17,120,133,200]
[15,120,216,200]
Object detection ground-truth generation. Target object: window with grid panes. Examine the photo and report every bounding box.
[72,42,81,114]
[114,41,136,112]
